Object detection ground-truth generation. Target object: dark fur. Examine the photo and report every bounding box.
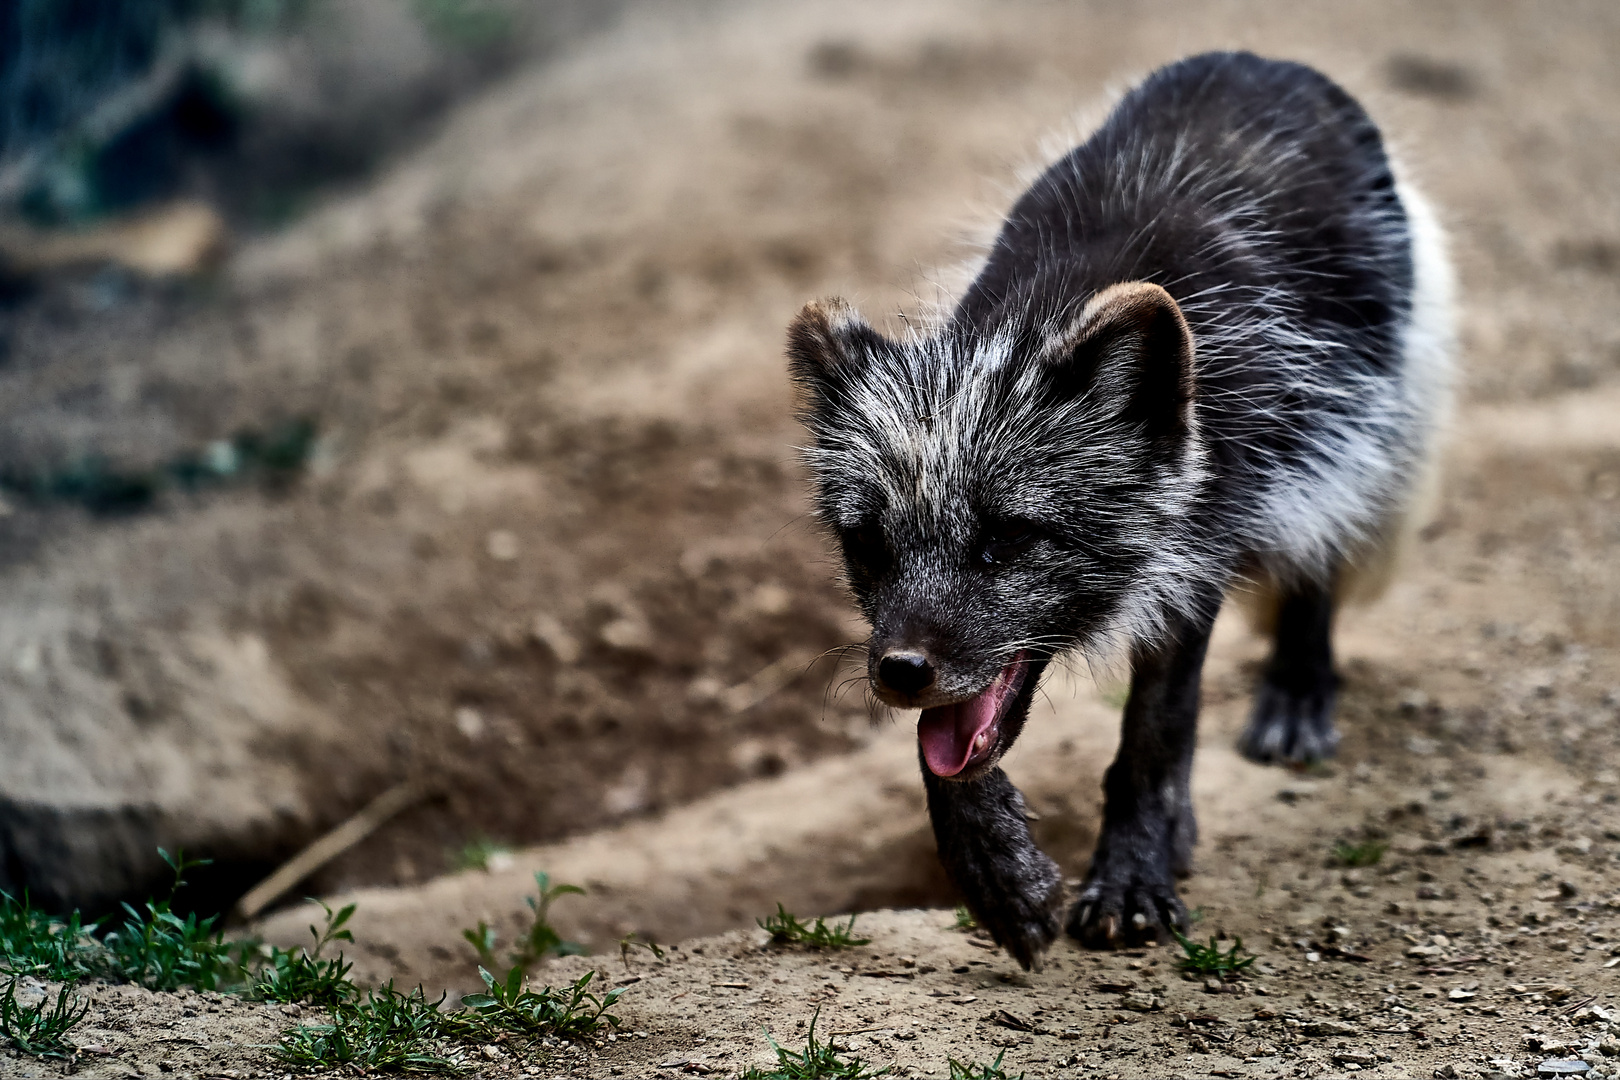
[787,53,1448,966]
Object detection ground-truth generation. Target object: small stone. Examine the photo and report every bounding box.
[1119,991,1161,1012]
[485,529,520,560]
[1302,1020,1359,1037]
[531,613,581,664]
[1449,988,1478,1001]
[1537,1061,1592,1076]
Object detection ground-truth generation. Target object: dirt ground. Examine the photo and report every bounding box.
[2,0,1620,1075]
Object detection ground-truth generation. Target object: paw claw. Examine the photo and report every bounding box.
[1067,864,1185,949]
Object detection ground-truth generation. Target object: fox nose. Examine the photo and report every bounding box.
[877,651,935,696]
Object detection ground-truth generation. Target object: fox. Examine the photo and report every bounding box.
[785,51,1453,969]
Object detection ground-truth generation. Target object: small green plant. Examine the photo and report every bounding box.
[101,849,250,991]
[454,836,512,872]
[0,893,100,980]
[254,899,356,1006]
[758,905,870,949]
[459,967,624,1041]
[462,871,585,972]
[1332,838,1389,867]
[743,1007,888,1080]
[1173,930,1258,978]
[618,931,665,968]
[948,1051,1023,1080]
[0,978,88,1059]
[274,981,465,1073]
[951,905,978,932]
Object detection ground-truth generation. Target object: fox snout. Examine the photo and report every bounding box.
[872,648,936,700]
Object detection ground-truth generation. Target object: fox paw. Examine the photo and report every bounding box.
[1067,857,1187,948]
[1238,679,1339,764]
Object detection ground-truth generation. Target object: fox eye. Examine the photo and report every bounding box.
[980,518,1040,565]
[841,523,888,572]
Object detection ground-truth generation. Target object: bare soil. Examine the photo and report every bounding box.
[3,0,1620,1076]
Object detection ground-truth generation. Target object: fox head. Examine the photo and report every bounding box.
[787,282,1208,779]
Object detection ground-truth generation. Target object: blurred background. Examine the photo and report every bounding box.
[0,0,1615,976]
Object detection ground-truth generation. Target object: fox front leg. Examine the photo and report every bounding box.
[923,759,1064,970]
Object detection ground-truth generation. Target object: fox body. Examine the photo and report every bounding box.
[787,52,1453,967]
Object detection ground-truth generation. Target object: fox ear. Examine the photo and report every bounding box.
[786,298,882,412]
[1041,281,1197,447]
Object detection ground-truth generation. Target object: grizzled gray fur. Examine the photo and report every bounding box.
[786,52,1453,968]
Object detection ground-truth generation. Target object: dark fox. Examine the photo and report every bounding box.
[786,52,1452,968]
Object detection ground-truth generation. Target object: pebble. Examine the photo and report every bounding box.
[1538,1062,1592,1077]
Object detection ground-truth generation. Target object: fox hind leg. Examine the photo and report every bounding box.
[1237,578,1341,765]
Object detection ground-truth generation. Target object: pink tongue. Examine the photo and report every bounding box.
[918,660,1021,777]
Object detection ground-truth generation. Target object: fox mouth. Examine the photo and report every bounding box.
[917,651,1034,778]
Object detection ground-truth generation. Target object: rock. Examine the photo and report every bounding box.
[1119,992,1162,1012]
[1537,1061,1592,1076]
[1335,1051,1377,1066]
[1302,1020,1359,1037]
[531,613,582,664]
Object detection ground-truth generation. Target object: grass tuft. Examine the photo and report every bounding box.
[1332,838,1389,867]
[459,966,624,1040]
[253,899,356,1006]
[951,905,978,932]
[100,849,250,991]
[0,893,100,981]
[273,981,467,1073]
[1173,930,1258,977]
[758,905,870,949]
[276,968,624,1070]
[0,977,88,1059]
[743,1007,888,1080]
[949,1051,1023,1080]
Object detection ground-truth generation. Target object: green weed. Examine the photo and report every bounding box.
[1332,838,1389,867]
[948,1051,1023,1080]
[253,899,356,1006]
[758,905,870,949]
[0,978,88,1059]
[1172,930,1257,978]
[454,836,511,872]
[951,905,978,932]
[0,893,100,980]
[462,871,585,972]
[274,981,466,1073]
[459,966,624,1041]
[743,1007,888,1080]
[618,932,665,968]
[101,849,250,991]
[277,968,625,1070]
